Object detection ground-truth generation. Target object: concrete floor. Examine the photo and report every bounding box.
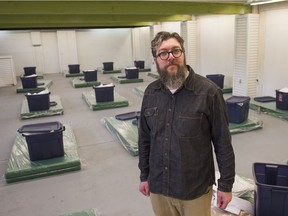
[0,71,288,216]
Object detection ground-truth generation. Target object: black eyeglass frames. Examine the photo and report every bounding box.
[156,48,184,60]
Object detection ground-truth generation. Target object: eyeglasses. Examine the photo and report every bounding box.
[156,48,184,60]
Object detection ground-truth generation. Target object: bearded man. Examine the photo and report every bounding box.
[138,31,235,216]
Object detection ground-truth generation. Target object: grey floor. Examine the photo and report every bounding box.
[0,71,288,216]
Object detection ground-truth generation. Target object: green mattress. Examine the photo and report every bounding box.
[20,95,64,120]
[71,77,101,88]
[64,71,84,77]
[110,74,143,84]
[102,69,122,74]
[147,71,159,79]
[139,68,151,72]
[222,86,233,94]
[82,90,129,111]
[5,124,81,183]
[229,117,263,134]
[250,99,288,121]
[103,117,138,156]
[16,80,53,93]
[60,208,101,216]
[103,116,263,156]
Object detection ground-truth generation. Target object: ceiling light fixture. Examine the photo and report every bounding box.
[248,0,287,5]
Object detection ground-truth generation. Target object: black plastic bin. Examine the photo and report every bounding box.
[83,70,97,82]
[134,60,145,69]
[26,92,50,112]
[18,121,65,161]
[226,96,250,123]
[20,75,38,89]
[68,64,80,74]
[276,89,288,110]
[93,84,115,103]
[23,67,36,76]
[206,74,225,89]
[125,68,139,79]
[253,162,288,216]
[103,62,114,71]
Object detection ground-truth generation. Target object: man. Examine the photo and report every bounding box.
[138,31,235,216]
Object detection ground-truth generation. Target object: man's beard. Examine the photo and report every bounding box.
[157,61,187,89]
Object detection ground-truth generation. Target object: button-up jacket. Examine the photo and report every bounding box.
[138,65,235,200]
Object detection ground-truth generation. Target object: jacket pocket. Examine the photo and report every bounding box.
[175,112,203,138]
[144,107,158,133]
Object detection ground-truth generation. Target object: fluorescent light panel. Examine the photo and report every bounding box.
[249,0,287,5]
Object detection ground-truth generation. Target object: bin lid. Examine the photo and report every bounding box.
[18,121,63,134]
[226,96,250,104]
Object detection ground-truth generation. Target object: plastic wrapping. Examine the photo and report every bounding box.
[250,98,288,121]
[229,117,263,134]
[60,208,102,216]
[16,79,53,93]
[71,77,101,88]
[211,206,252,216]
[215,171,255,204]
[5,124,81,183]
[110,74,143,84]
[102,117,138,156]
[82,90,129,111]
[213,171,254,216]
[133,86,147,97]
[64,70,84,77]
[20,95,64,119]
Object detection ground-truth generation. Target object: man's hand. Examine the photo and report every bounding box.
[139,181,150,197]
[217,190,232,209]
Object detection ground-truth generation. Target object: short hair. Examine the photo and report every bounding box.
[151,31,185,58]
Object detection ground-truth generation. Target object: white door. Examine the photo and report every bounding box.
[40,31,61,74]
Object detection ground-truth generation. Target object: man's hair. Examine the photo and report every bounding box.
[151,31,185,58]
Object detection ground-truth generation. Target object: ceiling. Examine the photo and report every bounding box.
[0,1,251,29]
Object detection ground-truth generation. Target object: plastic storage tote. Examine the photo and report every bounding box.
[253,162,288,216]
[83,70,97,82]
[276,89,288,110]
[103,62,114,71]
[226,96,250,124]
[20,75,38,89]
[206,74,225,89]
[125,68,139,79]
[18,121,65,161]
[68,64,80,74]
[134,60,145,69]
[23,66,36,76]
[93,84,115,103]
[26,92,50,111]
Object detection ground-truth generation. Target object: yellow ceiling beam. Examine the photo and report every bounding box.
[0,1,251,29]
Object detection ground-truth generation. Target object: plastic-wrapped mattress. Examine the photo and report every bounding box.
[229,117,263,134]
[71,77,101,88]
[60,208,101,216]
[250,98,288,121]
[5,124,81,183]
[20,95,64,119]
[102,117,138,156]
[110,74,143,84]
[16,80,53,93]
[82,90,129,111]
